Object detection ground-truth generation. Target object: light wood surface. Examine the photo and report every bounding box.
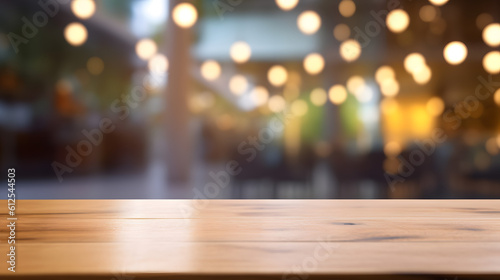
[1,200,500,279]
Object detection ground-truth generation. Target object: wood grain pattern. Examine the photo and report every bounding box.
[1,200,500,279]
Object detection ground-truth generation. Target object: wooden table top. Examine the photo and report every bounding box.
[1,200,500,279]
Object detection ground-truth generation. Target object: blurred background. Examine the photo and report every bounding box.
[1,0,500,199]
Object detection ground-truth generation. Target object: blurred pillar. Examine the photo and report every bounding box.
[164,0,193,183]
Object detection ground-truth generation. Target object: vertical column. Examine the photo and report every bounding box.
[164,0,193,184]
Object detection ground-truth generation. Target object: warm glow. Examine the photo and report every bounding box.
[386,9,410,33]
[87,57,104,75]
[339,39,361,62]
[71,0,96,19]
[404,53,426,73]
[429,0,448,6]
[494,88,500,106]
[443,41,467,65]
[229,75,248,95]
[297,11,321,35]
[483,51,500,74]
[380,79,399,97]
[333,24,350,41]
[148,54,168,73]
[384,141,402,156]
[216,114,234,131]
[375,66,395,84]
[135,39,157,60]
[275,0,299,11]
[419,5,437,22]
[268,95,286,112]
[486,138,499,155]
[230,41,251,64]
[267,65,288,87]
[380,98,399,114]
[172,2,198,28]
[250,86,269,106]
[413,65,432,85]
[426,97,445,117]
[346,75,365,95]
[338,0,356,18]
[291,99,308,116]
[64,22,88,46]
[200,60,221,81]
[303,53,324,75]
[328,85,347,105]
[310,88,327,106]
[483,23,500,47]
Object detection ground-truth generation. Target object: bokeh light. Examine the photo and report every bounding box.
[429,0,449,6]
[482,23,500,47]
[413,65,432,85]
[297,10,321,35]
[230,41,252,64]
[86,57,104,75]
[426,97,445,116]
[310,88,327,106]
[291,99,308,116]
[200,60,221,81]
[346,75,365,95]
[229,75,248,95]
[380,79,399,97]
[172,2,198,28]
[386,9,410,33]
[328,84,347,105]
[250,86,269,107]
[71,0,96,20]
[64,22,88,46]
[267,65,288,87]
[443,41,467,65]
[483,51,500,74]
[333,24,350,41]
[339,39,361,62]
[303,53,324,75]
[135,39,157,60]
[404,53,426,74]
[148,54,169,74]
[384,141,402,156]
[419,5,437,22]
[268,95,286,112]
[338,0,356,18]
[375,66,395,84]
[275,0,299,11]
[476,13,493,30]
[494,88,500,106]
